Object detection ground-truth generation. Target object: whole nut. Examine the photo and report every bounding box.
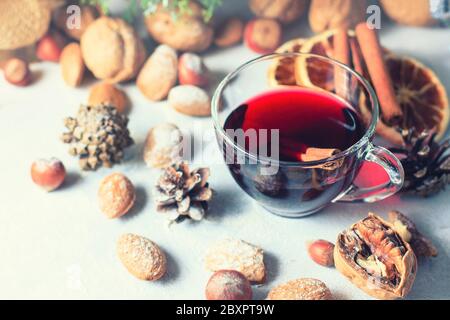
[267,278,332,300]
[60,43,85,87]
[88,82,128,113]
[307,239,335,267]
[54,5,99,40]
[168,85,211,117]
[36,34,62,62]
[178,53,209,87]
[214,18,244,48]
[244,19,282,54]
[144,1,213,52]
[137,45,178,101]
[143,123,183,168]
[309,0,366,33]
[81,16,146,83]
[98,173,135,219]
[117,233,167,281]
[31,158,66,192]
[3,58,31,86]
[249,0,307,24]
[205,270,253,300]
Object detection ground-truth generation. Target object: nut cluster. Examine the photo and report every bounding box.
[61,104,133,170]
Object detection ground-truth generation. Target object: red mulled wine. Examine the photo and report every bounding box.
[222,88,366,215]
[224,88,364,160]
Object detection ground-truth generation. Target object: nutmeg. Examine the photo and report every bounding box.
[308,0,367,33]
[98,173,135,219]
[81,16,146,83]
[144,1,213,52]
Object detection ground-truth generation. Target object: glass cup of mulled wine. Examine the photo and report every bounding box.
[211,53,405,218]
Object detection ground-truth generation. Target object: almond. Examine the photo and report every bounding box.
[60,43,85,87]
[88,82,128,113]
[117,233,167,281]
[168,85,210,117]
[137,45,178,101]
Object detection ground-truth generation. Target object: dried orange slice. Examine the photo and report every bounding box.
[295,29,356,91]
[267,38,306,87]
[382,54,449,142]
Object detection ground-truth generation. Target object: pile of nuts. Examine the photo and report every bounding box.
[61,104,133,170]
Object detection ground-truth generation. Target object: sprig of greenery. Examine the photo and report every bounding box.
[80,0,222,22]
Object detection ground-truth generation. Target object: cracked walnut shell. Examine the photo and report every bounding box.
[205,239,265,283]
[334,213,417,300]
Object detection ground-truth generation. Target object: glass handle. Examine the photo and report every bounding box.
[334,144,404,203]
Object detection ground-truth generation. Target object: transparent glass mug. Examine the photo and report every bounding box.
[211,53,404,218]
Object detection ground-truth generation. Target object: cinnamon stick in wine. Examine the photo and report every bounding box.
[333,27,350,97]
[355,23,403,125]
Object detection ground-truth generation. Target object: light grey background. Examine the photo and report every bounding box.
[0,0,449,299]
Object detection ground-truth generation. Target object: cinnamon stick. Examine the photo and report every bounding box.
[355,23,403,125]
[333,27,350,97]
[334,27,350,66]
[349,37,366,77]
[302,148,340,162]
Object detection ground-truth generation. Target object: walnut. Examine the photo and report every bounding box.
[388,211,438,258]
[144,1,213,52]
[308,0,367,33]
[334,213,417,300]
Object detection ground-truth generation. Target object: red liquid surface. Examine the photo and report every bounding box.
[224,88,365,162]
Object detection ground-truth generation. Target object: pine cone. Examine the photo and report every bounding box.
[390,128,450,197]
[154,162,212,222]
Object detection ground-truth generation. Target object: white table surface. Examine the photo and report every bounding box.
[1,1,449,300]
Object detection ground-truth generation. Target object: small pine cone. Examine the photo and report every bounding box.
[153,162,212,222]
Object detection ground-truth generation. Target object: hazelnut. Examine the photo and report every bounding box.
[98,173,135,219]
[54,5,99,40]
[30,158,66,192]
[244,19,282,54]
[3,58,31,86]
[307,239,335,267]
[214,18,244,48]
[249,0,308,24]
[178,53,209,88]
[205,270,253,300]
[36,34,62,62]
[88,82,128,113]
